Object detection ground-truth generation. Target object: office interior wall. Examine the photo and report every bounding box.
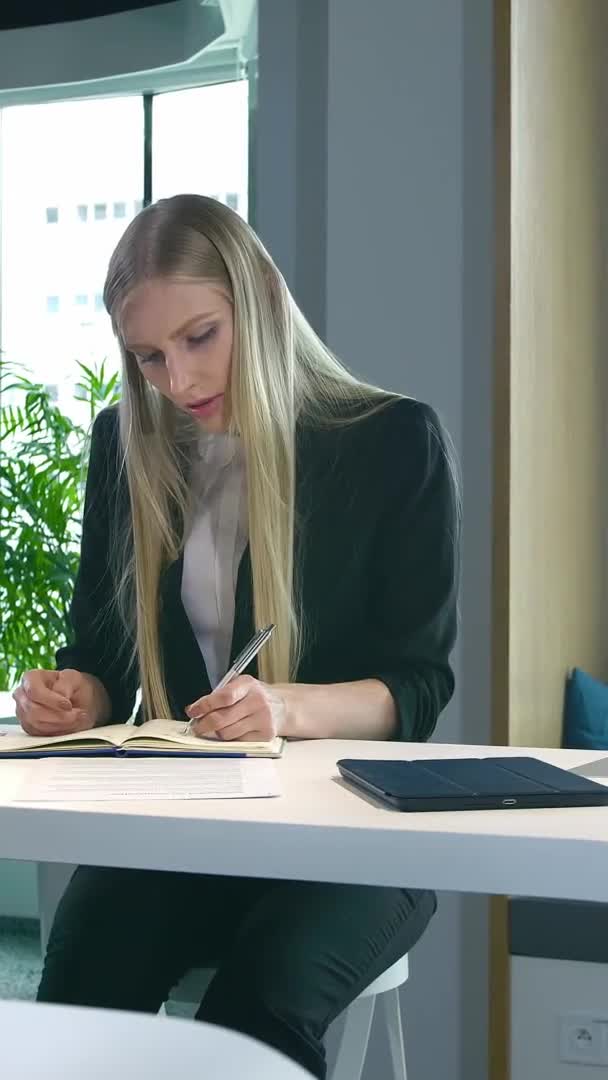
[511,957,608,1080]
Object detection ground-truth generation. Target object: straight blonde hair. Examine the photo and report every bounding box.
[103,195,394,721]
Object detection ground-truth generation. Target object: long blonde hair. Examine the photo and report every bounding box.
[103,194,393,721]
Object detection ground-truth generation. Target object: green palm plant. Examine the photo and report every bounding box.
[0,359,121,689]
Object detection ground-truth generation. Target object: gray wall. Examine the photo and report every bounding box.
[256,2,495,1077]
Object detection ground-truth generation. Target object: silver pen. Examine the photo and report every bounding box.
[185,624,276,735]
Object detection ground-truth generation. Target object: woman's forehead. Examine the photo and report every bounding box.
[120,279,229,343]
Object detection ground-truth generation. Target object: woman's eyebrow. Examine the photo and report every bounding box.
[126,311,219,351]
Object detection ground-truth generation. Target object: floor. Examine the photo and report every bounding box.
[0,918,42,1001]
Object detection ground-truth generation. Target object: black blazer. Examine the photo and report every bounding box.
[56,398,459,741]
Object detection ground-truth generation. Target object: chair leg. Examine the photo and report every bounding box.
[330,996,376,1080]
[377,989,408,1080]
[37,863,76,952]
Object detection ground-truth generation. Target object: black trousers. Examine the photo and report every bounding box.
[37,866,436,1079]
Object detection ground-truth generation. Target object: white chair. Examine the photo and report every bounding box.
[38,864,409,1080]
[1,999,313,1079]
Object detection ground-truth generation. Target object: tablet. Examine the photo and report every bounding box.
[336,756,608,812]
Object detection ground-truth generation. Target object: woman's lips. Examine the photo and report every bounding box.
[186,394,224,418]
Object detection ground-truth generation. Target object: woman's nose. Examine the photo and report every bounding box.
[166,351,198,398]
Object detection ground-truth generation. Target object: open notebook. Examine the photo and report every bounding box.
[0,718,283,759]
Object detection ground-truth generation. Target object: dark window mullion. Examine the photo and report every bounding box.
[143,93,153,206]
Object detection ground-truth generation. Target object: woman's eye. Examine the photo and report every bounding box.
[139,352,163,365]
[187,326,217,347]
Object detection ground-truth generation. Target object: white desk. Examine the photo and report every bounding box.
[1,741,607,901]
[1,999,312,1079]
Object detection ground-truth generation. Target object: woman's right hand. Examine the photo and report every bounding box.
[13,669,110,736]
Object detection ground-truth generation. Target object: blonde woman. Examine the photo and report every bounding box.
[14,196,459,1079]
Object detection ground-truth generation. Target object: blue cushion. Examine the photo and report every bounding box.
[563,668,608,750]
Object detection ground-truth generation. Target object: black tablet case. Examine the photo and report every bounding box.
[337,756,608,811]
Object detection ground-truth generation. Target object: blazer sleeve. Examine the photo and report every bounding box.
[368,402,459,742]
[55,406,139,723]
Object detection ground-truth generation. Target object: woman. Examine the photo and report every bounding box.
[14,195,459,1079]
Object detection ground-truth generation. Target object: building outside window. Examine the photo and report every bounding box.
[45,207,58,224]
[94,203,107,221]
[113,201,126,218]
[46,295,59,314]
[77,204,88,222]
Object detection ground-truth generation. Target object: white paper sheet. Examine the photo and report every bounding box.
[14,758,281,802]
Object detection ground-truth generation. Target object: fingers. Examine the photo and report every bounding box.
[13,669,94,737]
[191,699,253,738]
[54,669,87,701]
[19,670,72,713]
[213,719,267,742]
[21,712,89,737]
[185,677,278,742]
[15,689,88,737]
[13,685,75,730]
[185,676,253,721]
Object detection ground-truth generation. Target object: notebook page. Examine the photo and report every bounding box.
[131,718,280,753]
[0,724,129,753]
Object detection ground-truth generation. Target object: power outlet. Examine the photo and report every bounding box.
[559,1013,608,1066]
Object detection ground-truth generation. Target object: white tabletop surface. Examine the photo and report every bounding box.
[1,740,607,901]
[1,999,312,1079]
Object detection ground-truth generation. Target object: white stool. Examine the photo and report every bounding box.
[165,956,409,1080]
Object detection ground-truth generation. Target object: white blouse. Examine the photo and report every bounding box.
[181,433,248,689]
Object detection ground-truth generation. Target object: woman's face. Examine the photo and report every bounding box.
[121,278,234,432]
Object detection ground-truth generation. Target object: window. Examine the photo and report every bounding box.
[1,97,144,421]
[1,73,251,424]
[152,82,249,220]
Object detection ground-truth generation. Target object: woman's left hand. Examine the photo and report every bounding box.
[185,676,287,741]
